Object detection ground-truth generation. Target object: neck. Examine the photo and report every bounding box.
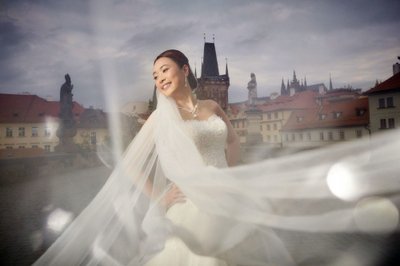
[172,86,196,109]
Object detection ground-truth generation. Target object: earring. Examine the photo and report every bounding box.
[192,88,197,99]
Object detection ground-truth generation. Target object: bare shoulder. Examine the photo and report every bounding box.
[199,99,221,113]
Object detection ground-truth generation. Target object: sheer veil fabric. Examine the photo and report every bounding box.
[34,91,400,265]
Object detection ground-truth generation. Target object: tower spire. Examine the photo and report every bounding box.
[225,58,229,77]
[304,76,307,87]
[329,73,333,90]
[293,70,298,82]
[281,78,286,95]
[203,33,206,43]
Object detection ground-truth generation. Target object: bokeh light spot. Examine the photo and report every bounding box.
[353,197,399,233]
[327,163,359,201]
[46,208,74,233]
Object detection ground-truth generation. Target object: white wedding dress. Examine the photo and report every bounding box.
[33,91,400,266]
[145,114,229,266]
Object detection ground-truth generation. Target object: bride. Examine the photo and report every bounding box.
[34,50,400,266]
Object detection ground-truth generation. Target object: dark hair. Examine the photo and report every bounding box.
[154,49,197,90]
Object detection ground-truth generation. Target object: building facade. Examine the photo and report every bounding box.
[0,93,119,154]
[364,72,400,133]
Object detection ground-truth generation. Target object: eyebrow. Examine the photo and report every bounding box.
[152,64,169,76]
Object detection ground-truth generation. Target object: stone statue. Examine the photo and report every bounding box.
[60,74,73,119]
[247,73,257,106]
[56,73,77,152]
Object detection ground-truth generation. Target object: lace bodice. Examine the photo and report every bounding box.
[183,114,228,168]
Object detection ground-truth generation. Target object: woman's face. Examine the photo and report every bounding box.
[153,57,187,97]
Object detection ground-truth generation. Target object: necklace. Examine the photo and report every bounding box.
[177,102,199,118]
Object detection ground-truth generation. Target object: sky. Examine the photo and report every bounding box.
[1,0,399,110]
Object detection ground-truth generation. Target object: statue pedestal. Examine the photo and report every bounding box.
[55,120,78,153]
[241,107,264,163]
[244,107,263,145]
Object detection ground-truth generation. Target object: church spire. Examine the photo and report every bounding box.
[293,70,298,83]
[304,76,307,87]
[329,73,333,90]
[281,78,286,95]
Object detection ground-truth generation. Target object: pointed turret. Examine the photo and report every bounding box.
[293,70,298,83]
[329,73,333,90]
[281,78,286,95]
[225,58,229,77]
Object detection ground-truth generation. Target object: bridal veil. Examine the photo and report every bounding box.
[34,91,400,265]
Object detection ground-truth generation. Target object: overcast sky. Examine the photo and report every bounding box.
[1,0,399,110]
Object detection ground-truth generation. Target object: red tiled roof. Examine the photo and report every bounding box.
[259,90,319,112]
[77,108,108,128]
[283,97,369,130]
[0,93,85,123]
[364,72,400,94]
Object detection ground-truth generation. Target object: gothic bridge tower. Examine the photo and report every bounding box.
[196,38,230,110]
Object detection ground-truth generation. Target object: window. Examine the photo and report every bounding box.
[285,134,289,141]
[267,125,270,130]
[32,127,38,137]
[307,132,311,141]
[299,133,303,141]
[319,114,326,120]
[267,113,271,120]
[387,97,394,108]
[333,112,342,119]
[328,132,333,141]
[297,116,303,122]
[45,145,51,152]
[339,131,345,140]
[18,146,25,149]
[267,135,271,142]
[380,119,387,129]
[356,130,362,138]
[6,146,13,149]
[32,145,38,148]
[6,128,13,138]
[378,98,385,108]
[273,124,277,130]
[291,133,295,141]
[45,127,51,137]
[274,112,278,119]
[388,118,395,128]
[90,131,97,145]
[320,132,324,141]
[274,135,277,142]
[18,127,25,137]
[356,108,366,116]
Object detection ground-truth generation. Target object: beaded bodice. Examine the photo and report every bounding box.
[183,114,228,168]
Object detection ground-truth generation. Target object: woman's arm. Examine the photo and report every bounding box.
[212,101,241,166]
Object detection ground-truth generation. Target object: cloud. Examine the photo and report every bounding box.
[0,0,399,108]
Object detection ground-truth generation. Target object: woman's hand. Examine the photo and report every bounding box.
[163,184,186,209]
